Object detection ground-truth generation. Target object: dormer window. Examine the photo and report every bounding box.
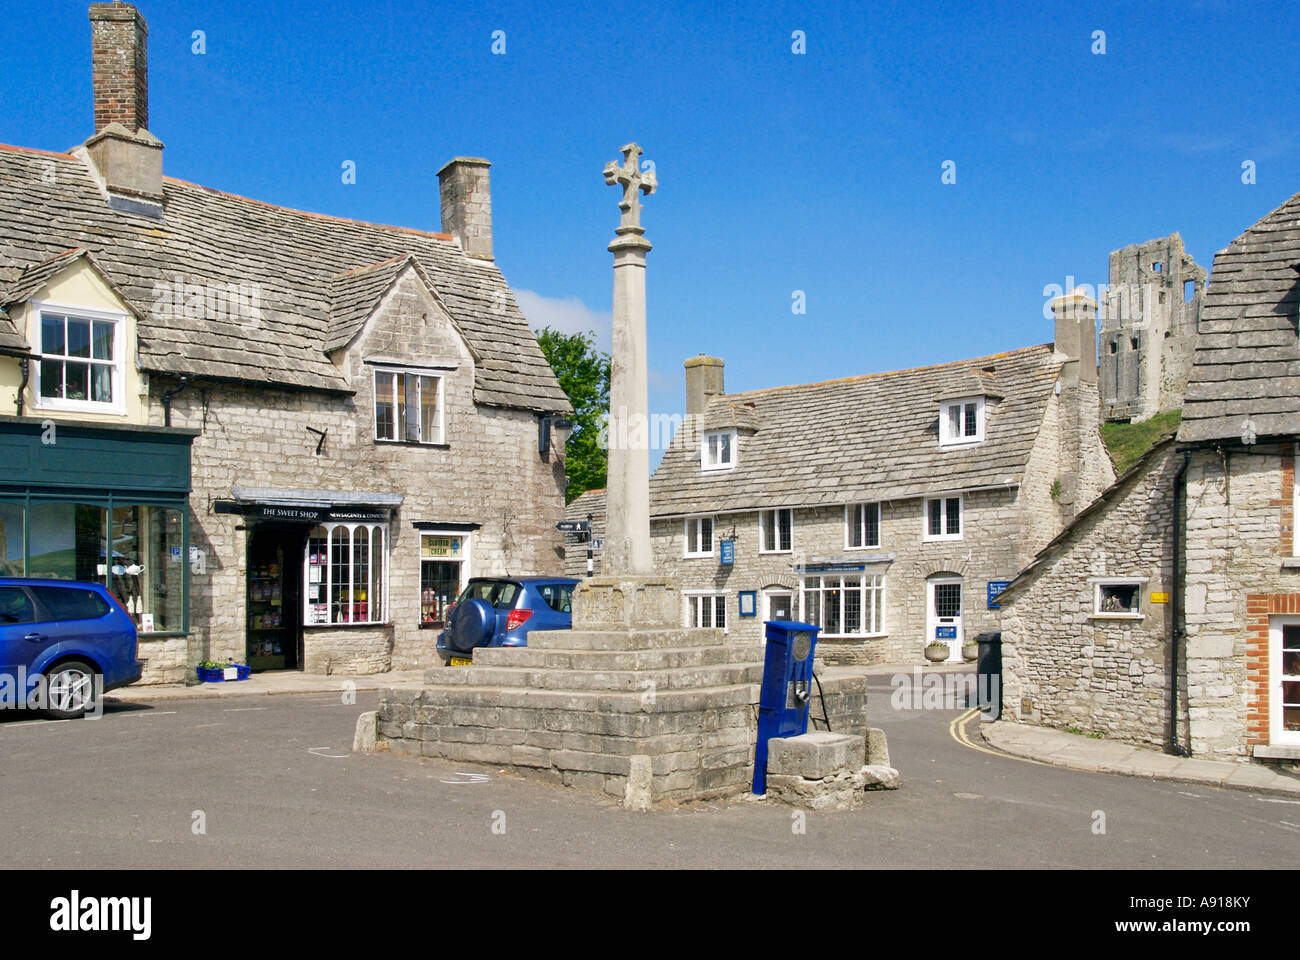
[939,397,984,446]
[33,304,126,414]
[701,429,737,471]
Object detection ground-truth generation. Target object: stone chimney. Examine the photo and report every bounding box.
[1050,290,1102,519]
[437,158,493,260]
[1052,289,1098,386]
[81,3,163,215]
[685,356,725,416]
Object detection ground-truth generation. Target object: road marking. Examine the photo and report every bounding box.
[440,772,491,784]
[1256,797,1300,805]
[308,746,350,759]
[130,711,178,717]
[223,707,267,712]
[193,722,224,729]
[948,708,1050,766]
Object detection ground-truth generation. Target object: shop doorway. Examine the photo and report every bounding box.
[246,524,306,671]
[926,575,964,663]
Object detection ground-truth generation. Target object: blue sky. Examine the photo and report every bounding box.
[4,0,1298,466]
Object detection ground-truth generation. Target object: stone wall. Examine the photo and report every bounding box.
[1183,444,1297,758]
[1000,445,1181,749]
[138,269,565,682]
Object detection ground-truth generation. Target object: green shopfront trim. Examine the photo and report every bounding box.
[0,417,198,636]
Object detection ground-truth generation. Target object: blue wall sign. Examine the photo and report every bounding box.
[720,539,735,565]
[987,581,1011,609]
[935,626,958,639]
[738,590,757,617]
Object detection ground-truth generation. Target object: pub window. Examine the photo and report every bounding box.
[420,532,469,626]
[940,397,984,446]
[759,508,793,553]
[374,369,443,444]
[685,592,727,632]
[701,430,737,471]
[923,496,963,541]
[684,516,715,558]
[305,522,387,625]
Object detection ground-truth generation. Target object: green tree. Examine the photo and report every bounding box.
[536,326,610,503]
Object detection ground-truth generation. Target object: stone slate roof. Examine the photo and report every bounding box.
[998,434,1178,606]
[0,308,27,354]
[326,255,422,353]
[0,144,570,413]
[1179,189,1300,443]
[650,343,1063,517]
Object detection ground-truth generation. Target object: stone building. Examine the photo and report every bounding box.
[0,3,570,683]
[571,297,1115,664]
[1100,233,1206,422]
[999,187,1300,764]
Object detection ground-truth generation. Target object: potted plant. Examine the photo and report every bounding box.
[924,640,949,663]
[962,639,980,661]
[196,658,251,683]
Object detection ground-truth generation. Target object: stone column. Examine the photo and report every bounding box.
[601,144,657,577]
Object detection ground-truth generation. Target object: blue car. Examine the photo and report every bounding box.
[0,578,143,719]
[437,576,578,664]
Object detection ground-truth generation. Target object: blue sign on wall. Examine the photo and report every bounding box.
[720,539,735,565]
[935,626,958,639]
[987,580,1011,609]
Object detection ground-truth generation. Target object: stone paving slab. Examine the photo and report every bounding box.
[982,720,1300,797]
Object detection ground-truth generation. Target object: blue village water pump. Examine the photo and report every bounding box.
[753,620,820,795]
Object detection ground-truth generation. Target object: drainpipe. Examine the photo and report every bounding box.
[1168,449,1192,757]
[161,376,191,427]
[16,356,30,416]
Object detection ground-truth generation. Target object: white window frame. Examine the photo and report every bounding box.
[845,502,882,550]
[683,516,716,559]
[373,368,445,445]
[701,429,737,471]
[761,587,794,626]
[1294,453,1299,558]
[758,508,793,554]
[30,300,127,416]
[939,396,985,447]
[923,495,964,541]
[1090,577,1148,620]
[799,572,887,639]
[683,591,728,633]
[1270,615,1300,745]
[303,522,390,626]
[418,529,473,625]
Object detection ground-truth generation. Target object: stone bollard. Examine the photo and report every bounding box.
[353,710,378,754]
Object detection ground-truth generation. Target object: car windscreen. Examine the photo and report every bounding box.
[534,583,574,614]
[29,585,110,621]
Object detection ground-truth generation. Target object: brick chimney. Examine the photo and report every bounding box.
[437,158,493,260]
[80,3,163,215]
[91,2,149,134]
[1050,290,1102,519]
[685,356,725,415]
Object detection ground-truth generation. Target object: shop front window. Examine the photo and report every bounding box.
[10,499,186,632]
[305,523,387,625]
[0,502,23,576]
[420,533,467,625]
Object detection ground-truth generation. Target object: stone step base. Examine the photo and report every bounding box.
[422,661,763,692]
[462,642,765,671]
[527,627,726,651]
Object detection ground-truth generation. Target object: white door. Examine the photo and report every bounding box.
[1272,617,1300,745]
[927,577,964,663]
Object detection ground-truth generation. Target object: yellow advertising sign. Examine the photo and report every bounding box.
[421,536,463,558]
[1150,592,1170,604]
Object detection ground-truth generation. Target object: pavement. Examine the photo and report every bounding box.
[981,718,1300,797]
[106,669,429,703]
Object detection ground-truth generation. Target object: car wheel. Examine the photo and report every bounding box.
[42,660,99,720]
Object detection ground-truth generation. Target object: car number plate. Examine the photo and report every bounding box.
[449,656,473,667]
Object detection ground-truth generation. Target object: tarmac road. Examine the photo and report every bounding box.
[0,675,1295,869]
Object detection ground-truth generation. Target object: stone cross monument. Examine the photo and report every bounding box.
[601,143,657,576]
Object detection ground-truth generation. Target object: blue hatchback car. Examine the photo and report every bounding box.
[437,576,578,664]
[0,578,143,719]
